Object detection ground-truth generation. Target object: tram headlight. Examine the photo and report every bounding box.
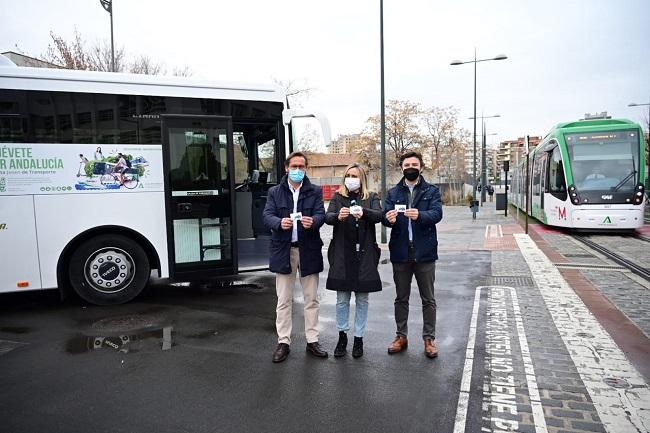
[634,183,644,204]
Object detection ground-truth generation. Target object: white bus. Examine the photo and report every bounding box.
[0,55,330,305]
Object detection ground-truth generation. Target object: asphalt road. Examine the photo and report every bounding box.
[0,248,484,433]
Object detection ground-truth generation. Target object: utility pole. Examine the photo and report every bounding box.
[380,0,387,243]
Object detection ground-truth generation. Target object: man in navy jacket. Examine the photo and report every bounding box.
[382,151,443,359]
[263,151,328,363]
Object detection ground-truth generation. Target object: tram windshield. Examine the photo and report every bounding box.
[565,129,640,192]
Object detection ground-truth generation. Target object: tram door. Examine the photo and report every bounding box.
[531,152,548,218]
[162,115,237,280]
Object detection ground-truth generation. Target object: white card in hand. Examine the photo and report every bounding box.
[290,212,303,221]
[394,204,406,213]
[350,205,362,215]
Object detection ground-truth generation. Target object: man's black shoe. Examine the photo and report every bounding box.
[306,342,328,358]
[272,343,290,363]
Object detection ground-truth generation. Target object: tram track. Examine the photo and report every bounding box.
[570,235,650,283]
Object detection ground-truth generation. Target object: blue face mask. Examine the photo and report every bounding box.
[288,169,305,183]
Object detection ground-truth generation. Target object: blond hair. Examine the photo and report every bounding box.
[338,163,371,200]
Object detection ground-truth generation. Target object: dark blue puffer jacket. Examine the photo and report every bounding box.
[382,177,443,263]
[262,175,325,276]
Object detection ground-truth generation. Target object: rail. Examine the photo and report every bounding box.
[571,235,650,283]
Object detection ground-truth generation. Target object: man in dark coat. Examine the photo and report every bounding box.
[382,151,443,359]
[263,151,327,363]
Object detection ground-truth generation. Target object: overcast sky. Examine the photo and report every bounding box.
[2,0,649,146]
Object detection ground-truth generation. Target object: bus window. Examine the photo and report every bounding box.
[291,117,326,153]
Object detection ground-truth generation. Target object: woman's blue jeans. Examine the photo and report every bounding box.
[336,291,369,337]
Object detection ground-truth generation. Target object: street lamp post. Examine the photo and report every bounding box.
[469,114,500,205]
[379,0,387,243]
[100,0,115,72]
[451,51,507,219]
[628,101,650,142]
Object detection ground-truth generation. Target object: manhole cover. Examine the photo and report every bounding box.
[575,332,595,339]
[91,314,165,333]
[603,377,632,389]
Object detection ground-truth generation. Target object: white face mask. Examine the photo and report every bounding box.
[345,177,361,191]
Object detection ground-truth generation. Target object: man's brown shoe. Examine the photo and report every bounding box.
[387,335,408,354]
[424,338,438,359]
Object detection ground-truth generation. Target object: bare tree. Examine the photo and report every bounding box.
[272,77,314,108]
[421,106,459,181]
[88,40,126,72]
[363,100,423,168]
[44,29,92,70]
[172,66,193,77]
[448,129,470,204]
[130,54,164,75]
[35,29,186,76]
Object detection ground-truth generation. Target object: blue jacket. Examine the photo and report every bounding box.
[382,177,443,263]
[262,175,325,276]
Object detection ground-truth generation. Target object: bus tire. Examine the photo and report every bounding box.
[68,234,150,305]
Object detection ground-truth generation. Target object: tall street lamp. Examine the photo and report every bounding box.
[451,51,507,219]
[379,0,387,243]
[628,101,650,142]
[469,114,500,205]
[100,0,115,72]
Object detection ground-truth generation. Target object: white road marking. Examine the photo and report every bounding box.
[453,288,481,433]
[515,233,650,433]
[485,224,504,240]
[453,285,547,433]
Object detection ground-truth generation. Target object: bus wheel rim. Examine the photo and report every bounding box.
[83,247,135,294]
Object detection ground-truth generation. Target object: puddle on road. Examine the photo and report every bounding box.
[66,326,174,354]
[0,326,32,334]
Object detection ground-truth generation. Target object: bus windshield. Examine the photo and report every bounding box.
[564,129,640,192]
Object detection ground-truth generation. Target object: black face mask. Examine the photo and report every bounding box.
[403,168,420,182]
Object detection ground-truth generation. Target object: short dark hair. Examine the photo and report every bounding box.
[284,151,309,168]
[399,151,424,167]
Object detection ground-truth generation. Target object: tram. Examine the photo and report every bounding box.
[510,117,646,230]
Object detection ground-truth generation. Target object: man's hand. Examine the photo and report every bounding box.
[301,216,314,229]
[338,207,350,221]
[281,217,293,230]
[386,209,398,224]
[405,208,419,220]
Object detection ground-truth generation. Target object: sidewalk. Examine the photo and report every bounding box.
[436,199,650,433]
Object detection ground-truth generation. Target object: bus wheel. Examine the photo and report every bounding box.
[68,234,150,305]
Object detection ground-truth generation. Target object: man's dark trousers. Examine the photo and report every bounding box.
[392,257,436,340]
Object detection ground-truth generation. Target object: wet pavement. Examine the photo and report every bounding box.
[1,199,649,433]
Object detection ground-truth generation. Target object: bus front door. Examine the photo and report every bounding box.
[162,115,237,280]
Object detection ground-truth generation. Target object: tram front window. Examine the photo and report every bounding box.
[565,129,640,192]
